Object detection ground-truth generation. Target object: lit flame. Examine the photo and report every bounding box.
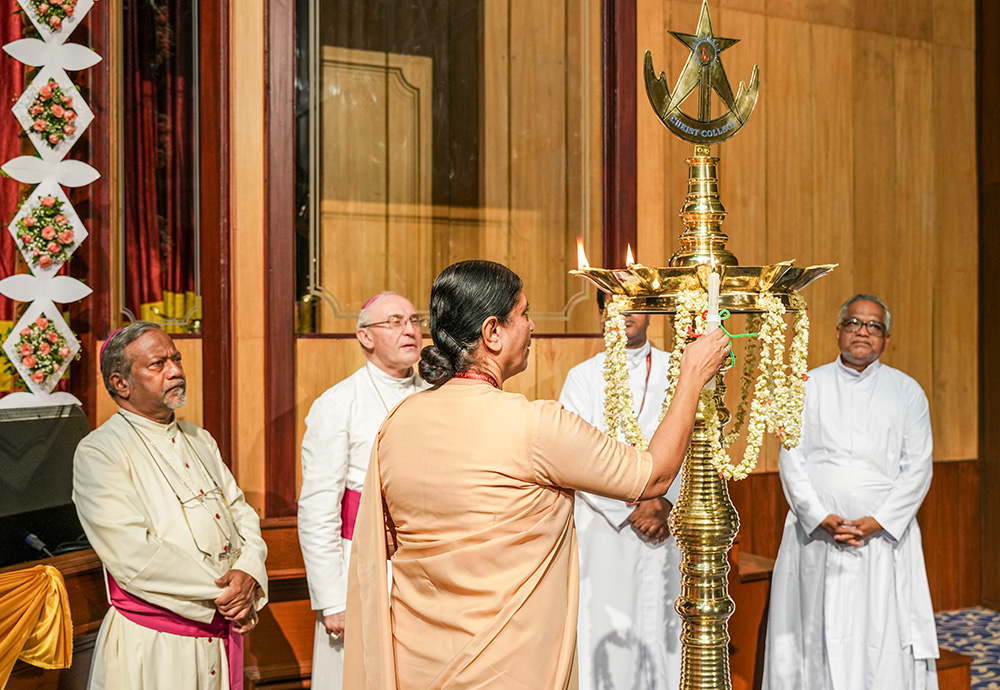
[577,238,590,269]
[626,244,635,267]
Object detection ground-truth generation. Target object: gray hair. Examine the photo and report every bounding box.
[357,291,401,330]
[100,321,163,398]
[838,294,892,333]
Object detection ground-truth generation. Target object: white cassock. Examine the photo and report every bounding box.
[73,409,269,690]
[298,361,427,689]
[559,340,682,690]
[762,357,938,690]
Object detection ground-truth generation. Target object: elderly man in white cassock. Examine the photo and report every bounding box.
[762,294,938,690]
[559,291,681,690]
[297,291,428,689]
[73,322,268,690]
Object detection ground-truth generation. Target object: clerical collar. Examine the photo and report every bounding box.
[835,356,881,380]
[117,407,178,438]
[626,340,651,367]
[366,360,416,389]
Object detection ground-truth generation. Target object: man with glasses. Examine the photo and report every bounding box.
[763,294,938,690]
[298,291,428,689]
[74,322,268,689]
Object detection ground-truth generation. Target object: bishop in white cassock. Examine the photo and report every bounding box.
[762,295,938,690]
[297,292,428,689]
[74,323,268,690]
[559,298,682,690]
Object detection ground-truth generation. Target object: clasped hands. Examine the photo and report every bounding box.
[819,513,883,547]
[214,569,260,634]
[629,497,672,543]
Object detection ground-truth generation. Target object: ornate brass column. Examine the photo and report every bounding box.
[571,2,834,688]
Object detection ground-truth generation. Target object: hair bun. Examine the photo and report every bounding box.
[419,345,455,386]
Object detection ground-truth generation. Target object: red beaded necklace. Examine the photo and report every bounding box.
[453,369,500,389]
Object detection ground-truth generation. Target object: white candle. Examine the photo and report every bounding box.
[705,268,721,390]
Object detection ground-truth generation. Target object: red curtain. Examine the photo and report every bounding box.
[123,0,196,320]
[0,12,23,322]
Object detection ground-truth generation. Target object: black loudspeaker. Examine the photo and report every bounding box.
[0,405,91,567]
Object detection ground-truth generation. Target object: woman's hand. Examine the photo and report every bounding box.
[679,329,730,387]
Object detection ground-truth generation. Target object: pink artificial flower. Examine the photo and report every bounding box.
[37,4,49,16]
[64,4,74,15]
[20,328,31,338]
[63,124,75,135]
[30,105,43,116]
[38,84,52,100]
[65,110,77,123]
[51,104,64,118]
[35,317,48,330]
[31,371,45,384]
[42,226,56,240]
[41,196,55,207]
[38,256,53,269]
[58,230,74,245]
[46,331,60,344]
[22,355,36,369]
[19,344,32,357]
[58,346,71,358]
[38,342,51,356]
[61,95,73,106]
[48,134,60,145]
[32,120,46,132]
[51,0,63,5]
[49,16,62,29]
[32,249,40,257]
[20,235,31,245]
[23,217,36,227]
[55,215,66,225]
[46,242,60,254]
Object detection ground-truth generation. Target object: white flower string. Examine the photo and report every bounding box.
[600,288,810,481]
[602,296,648,448]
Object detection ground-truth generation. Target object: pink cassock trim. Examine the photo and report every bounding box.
[106,572,244,689]
[341,488,362,541]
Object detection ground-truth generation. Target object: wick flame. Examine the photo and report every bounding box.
[576,238,590,269]
[625,244,635,267]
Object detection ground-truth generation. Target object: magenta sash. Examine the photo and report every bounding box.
[106,573,244,689]
[341,488,362,540]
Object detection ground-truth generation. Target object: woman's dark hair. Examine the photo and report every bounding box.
[419,260,523,385]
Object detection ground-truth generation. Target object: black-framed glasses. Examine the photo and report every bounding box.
[360,314,428,330]
[839,317,887,336]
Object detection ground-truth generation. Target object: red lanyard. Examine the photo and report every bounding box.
[636,349,653,417]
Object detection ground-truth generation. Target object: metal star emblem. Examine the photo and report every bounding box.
[666,2,740,118]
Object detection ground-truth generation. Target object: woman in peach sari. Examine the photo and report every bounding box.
[344,260,728,689]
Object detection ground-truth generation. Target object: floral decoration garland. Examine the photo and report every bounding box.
[15,194,76,269]
[602,295,647,447]
[28,79,78,147]
[27,0,80,31]
[17,315,72,385]
[600,288,810,480]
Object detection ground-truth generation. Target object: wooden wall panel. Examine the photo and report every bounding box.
[634,3,976,465]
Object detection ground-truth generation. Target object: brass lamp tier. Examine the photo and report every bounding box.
[570,261,835,315]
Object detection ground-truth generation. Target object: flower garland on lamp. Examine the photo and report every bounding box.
[600,289,810,479]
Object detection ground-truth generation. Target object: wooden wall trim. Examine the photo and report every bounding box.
[978,0,1000,609]
[264,0,298,517]
[200,0,234,464]
[601,0,637,268]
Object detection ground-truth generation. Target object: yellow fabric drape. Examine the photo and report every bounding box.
[0,564,73,687]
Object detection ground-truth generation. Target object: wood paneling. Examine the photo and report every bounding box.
[636,1,977,466]
[728,460,980,613]
[979,0,1000,610]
